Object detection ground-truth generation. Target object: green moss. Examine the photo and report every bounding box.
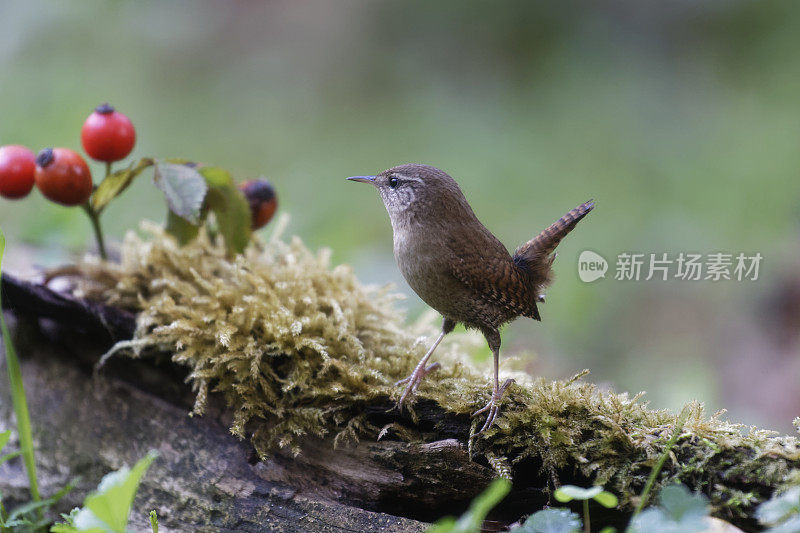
[77,219,800,519]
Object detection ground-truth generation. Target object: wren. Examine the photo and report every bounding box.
[348,164,594,433]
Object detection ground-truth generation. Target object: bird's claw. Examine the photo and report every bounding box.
[472,378,514,435]
[394,362,441,412]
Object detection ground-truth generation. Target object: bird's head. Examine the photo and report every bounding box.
[347,163,471,226]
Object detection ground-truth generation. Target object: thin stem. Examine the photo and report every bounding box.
[83,203,108,260]
[632,407,691,517]
[584,500,590,533]
[82,161,112,261]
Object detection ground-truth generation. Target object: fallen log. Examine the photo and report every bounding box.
[1,230,798,533]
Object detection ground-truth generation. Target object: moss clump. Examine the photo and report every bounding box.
[77,220,800,520]
[81,220,480,455]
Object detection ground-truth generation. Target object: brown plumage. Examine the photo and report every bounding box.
[512,199,595,320]
[347,164,594,433]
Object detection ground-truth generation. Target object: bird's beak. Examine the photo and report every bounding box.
[347,175,376,185]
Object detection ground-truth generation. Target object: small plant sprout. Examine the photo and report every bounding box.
[149,510,159,533]
[627,484,710,533]
[427,478,511,533]
[509,508,582,533]
[554,485,619,533]
[51,451,158,533]
[632,406,690,517]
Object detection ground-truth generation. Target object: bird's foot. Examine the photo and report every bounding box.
[394,362,441,412]
[472,378,515,435]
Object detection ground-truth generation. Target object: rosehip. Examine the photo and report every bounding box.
[81,103,136,162]
[0,145,36,199]
[239,178,277,229]
[34,148,93,206]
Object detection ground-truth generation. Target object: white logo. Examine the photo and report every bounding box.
[578,250,608,283]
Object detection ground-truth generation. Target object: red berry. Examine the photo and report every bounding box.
[239,178,278,229]
[0,145,36,199]
[81,103,136,162]
[34,148,93,206]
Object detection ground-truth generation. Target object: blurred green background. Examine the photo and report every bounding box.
[2,1,799,431]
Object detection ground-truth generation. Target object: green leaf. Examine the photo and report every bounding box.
[0,227,41,504]
[764,515,800,533]
[91,158,154,213]
[757,487,800,527]
[593,491,618,509]
[427,478,511,533]
[51,525,80,533]
[510,508,581,533]
[554,485,602,502]
[628,485,709,533]
[7,478,74,530]
[658,484,708,523]
[153,162,208,224]
[3,518,34,528]
[80,451,158,532]
[165,210,201,246]
[598,527,616,533]
[199,167,252,255]
[427,517,457,533]
[1,450,22,464]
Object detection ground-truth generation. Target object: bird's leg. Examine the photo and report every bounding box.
[395,317,455,411]
[472,328,514,434]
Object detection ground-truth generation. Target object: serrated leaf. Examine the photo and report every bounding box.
[91,158,154,213]
[153,162,207,224]
[554,485,602,502]
[199,167,252,255]
[82,451,158,533]
[510,508,581,533]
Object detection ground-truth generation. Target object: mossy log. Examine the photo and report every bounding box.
[2,240,799,533]
[1,274,427,532]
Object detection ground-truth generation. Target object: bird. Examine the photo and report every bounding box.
[347,164,594,433]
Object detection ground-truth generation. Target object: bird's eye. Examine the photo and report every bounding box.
[388,176,399,189]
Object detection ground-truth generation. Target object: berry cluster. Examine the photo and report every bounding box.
[0,104,135,205]
[0,104,277,258]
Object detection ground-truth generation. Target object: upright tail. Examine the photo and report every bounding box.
[513,199,595,290]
